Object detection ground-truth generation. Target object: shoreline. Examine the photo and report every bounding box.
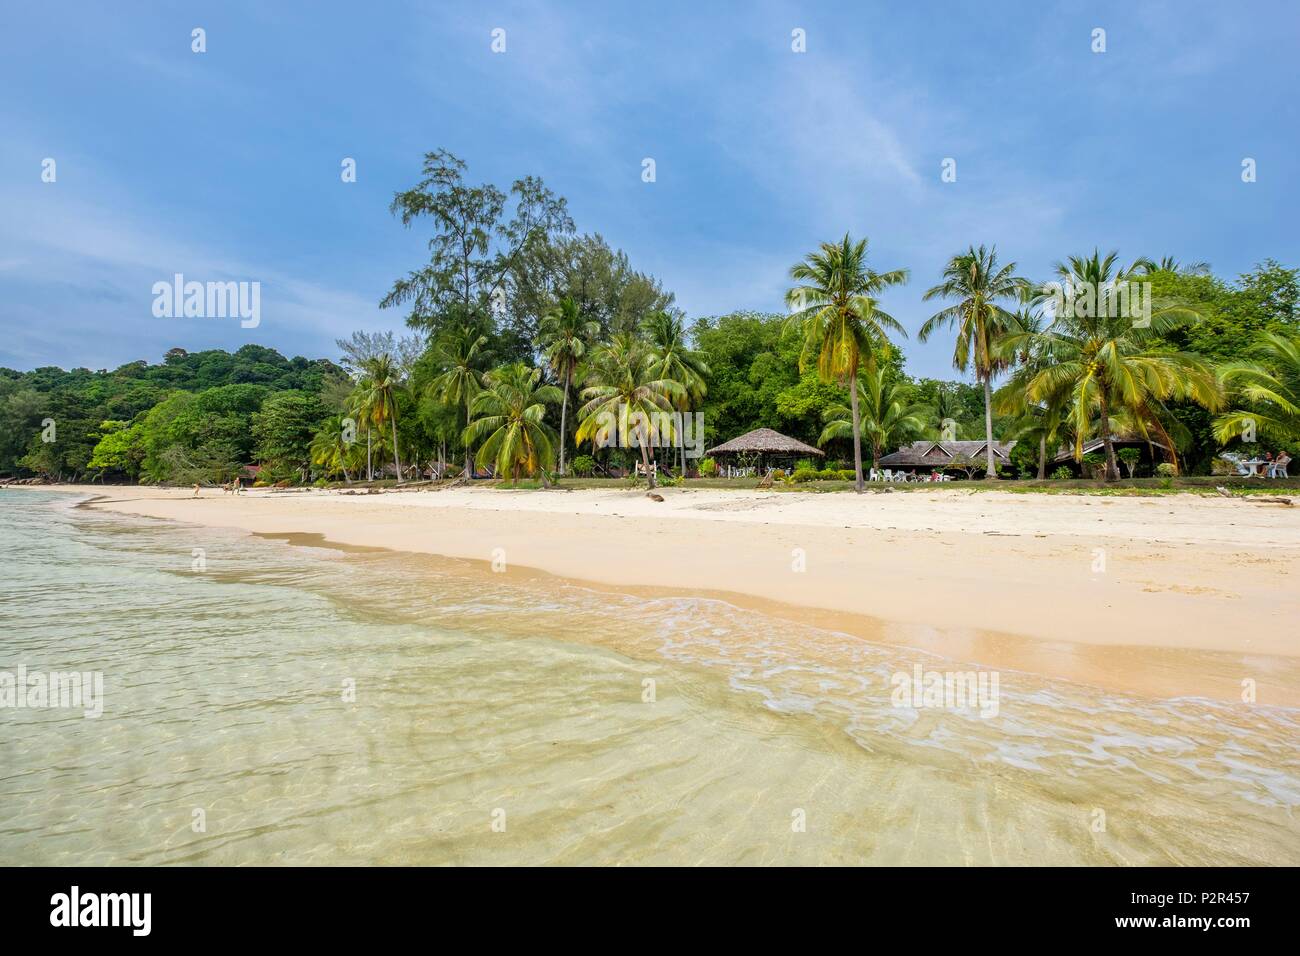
[26,483,1300,706]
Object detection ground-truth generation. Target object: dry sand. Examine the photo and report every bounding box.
[25,483,1300,704]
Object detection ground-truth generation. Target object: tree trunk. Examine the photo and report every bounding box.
[849,371,865,493]
[366,427,372,481]
[390,414,402,482]
[558,370,570,476]
[982,378,996,479]
[1098,391,1120,482]
[465,403,473,479]
[639,428,656,490]
[679,408,687,476]
[1037,433,1046,480]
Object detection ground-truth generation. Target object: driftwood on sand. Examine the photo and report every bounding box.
[1215,485,1294,505]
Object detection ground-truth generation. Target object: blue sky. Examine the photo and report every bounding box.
[1,0,1296,379]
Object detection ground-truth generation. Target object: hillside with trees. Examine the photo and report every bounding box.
[4,150,1297,488]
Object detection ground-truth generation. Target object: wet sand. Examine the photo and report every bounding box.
[41,483,1300,705]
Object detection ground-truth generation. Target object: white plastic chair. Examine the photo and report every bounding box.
[869,468,880,482]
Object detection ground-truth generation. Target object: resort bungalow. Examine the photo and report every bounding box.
[1050,436,1171,478]
[706,427,824,477]
[876,440,1016,478]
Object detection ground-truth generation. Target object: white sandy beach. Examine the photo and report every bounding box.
[25,482,1296,706]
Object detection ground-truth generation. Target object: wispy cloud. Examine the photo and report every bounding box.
[0,162,397,368]
[2,0,1295,379]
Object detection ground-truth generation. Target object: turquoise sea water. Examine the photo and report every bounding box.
[1,491,1297,865]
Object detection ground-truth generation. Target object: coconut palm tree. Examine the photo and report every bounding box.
[354,353,404,481]
[538,297,599,476]
[347,372,387,481]
[463,363,563,485]
[924,382,972,441]
[995,376,1070,480]
[1213,330,1300,445]
[993,309,1062,479]
[920,245,1030,479]
[575,333,685,490]
[818,362,928,469]
[643,310,710,475]
[1007,250,1221,481]
[784,234,909,492]
[345,387,374,480]
[310,415,362,482]
[1011,406,1068,479]
[1143,256,1211,276]
[427,324,488,477]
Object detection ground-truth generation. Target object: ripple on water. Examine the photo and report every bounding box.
[0,491,1296,865]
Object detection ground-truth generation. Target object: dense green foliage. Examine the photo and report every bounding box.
[1,346,344,482]
[686,312,984,456]
[6,149,1298,486]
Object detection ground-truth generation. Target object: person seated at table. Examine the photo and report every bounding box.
[1270,452,1291,478]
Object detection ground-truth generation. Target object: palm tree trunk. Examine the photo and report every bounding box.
[680,408,687,476]
[558,370,570,476]
[849,373,864,493]
[639,428,656,490]
[390,415,402,482]
[1098,391,1120,482]
[465,402,473,479]
[1037,433,1046,480]
[366,427,372,481]
[982,378,996,479]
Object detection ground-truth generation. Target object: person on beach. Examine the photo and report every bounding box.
[192,483,201,498]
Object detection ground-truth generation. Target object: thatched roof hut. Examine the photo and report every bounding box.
[707,428,824,459]
[706,428,824,475]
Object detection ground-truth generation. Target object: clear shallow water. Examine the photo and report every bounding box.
[0,491,1297,865]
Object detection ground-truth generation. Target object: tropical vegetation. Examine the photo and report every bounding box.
[784,234,909,491]
[920,245,1029,477]
[3,151,1297,487]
